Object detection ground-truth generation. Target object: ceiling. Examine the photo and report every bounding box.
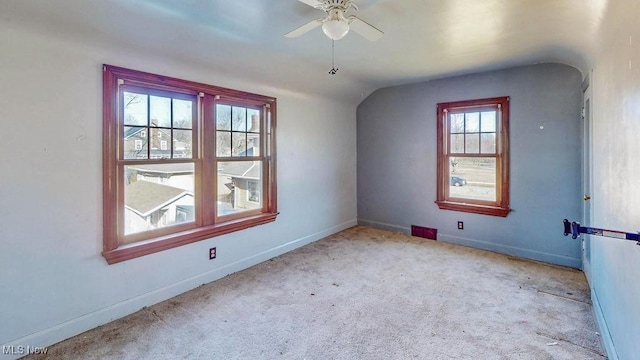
[2,0,608,102]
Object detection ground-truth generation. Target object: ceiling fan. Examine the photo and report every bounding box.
[285,0,384,41]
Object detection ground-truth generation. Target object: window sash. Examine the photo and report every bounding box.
[103,65,278,264]
[435,97,510,217]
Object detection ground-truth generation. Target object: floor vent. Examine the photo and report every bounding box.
[411,225,437,240]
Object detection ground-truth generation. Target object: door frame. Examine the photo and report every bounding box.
[581,72,594,282]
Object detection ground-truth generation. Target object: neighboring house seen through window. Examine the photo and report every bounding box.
[435,97,510,217]
[103,65,278,264]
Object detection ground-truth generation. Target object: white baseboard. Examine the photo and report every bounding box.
[591,288,618,360]
[358,219,581,268]
[357,219,411,234]
[438,233,581,268]
[1,219,357,360]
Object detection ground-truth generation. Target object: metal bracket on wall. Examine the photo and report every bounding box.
[563,219,640,246]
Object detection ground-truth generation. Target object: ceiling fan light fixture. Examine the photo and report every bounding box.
[322,18,349,40]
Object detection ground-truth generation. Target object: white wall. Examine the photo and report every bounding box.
[0,25,357,352]
[588,1,640,359]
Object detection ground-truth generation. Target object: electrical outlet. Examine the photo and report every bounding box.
[209,247,216,260]
[457,221,464,230]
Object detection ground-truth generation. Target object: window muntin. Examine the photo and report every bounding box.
[103,65,277,264]
[122,89,194,160]
[436,97,510,217]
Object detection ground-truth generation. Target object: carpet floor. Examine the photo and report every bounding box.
[25,226,605,359]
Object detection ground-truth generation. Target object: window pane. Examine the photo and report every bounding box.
[123,92,148,126]
[124,126,148,159]
[465,112,480,132]
[449,157,496,202]
[247,133,260,156]
[480,133,496,154]
[173,129,192,158]
[124,163,195,236]
[232,132,247,157]
[450,113,464,133]
[150,96,171,128]
[451,134,465,153]
[481,111,496,132]
[173,99,193,129]
[216,104,231,130]
[217,161,262,216]
[217,131,231,157]
[465,133,480,154]
[232,106,247,131]
[149,128,170,159]
[247,109,260,132]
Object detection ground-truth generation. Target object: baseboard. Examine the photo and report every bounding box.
[591,288,618,360]
[1,219,357,360]
[357,219,411,234]
[437,233,581,268]
[358,219,580,268]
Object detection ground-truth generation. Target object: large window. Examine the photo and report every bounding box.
[435,97,510,217]
[103,65,277,264]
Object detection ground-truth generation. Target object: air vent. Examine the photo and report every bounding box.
[411,225,437,240]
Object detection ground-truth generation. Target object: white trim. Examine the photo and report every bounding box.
[358,218,581,268]
[0,219,357,359]
[357,218,411,234]
[437,233,581,268]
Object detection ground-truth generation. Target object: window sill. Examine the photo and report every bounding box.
[102,212,278,264]
[435,200,510,217]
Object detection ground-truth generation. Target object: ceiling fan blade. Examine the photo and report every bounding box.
[348,16,384,41]
[285,18,324,38]
[297,0,324,8]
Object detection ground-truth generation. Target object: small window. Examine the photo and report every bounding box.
[103,65,278,264]
[435,97,510,217]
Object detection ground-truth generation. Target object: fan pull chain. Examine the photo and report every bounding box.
[329,40,339,75]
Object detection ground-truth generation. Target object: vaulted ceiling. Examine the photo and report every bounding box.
[2,0,608,102]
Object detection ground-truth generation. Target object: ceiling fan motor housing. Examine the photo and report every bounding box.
[319,0,357,12]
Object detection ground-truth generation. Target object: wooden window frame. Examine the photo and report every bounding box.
[103,65,278,264]
[435,96,510,217]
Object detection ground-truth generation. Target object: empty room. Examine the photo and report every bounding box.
[1,0,638,359]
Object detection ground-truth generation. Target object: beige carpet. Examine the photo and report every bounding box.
[26,226,605,359]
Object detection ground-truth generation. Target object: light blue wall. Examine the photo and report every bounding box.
[357,63,583,268]
[587,1,640,359]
